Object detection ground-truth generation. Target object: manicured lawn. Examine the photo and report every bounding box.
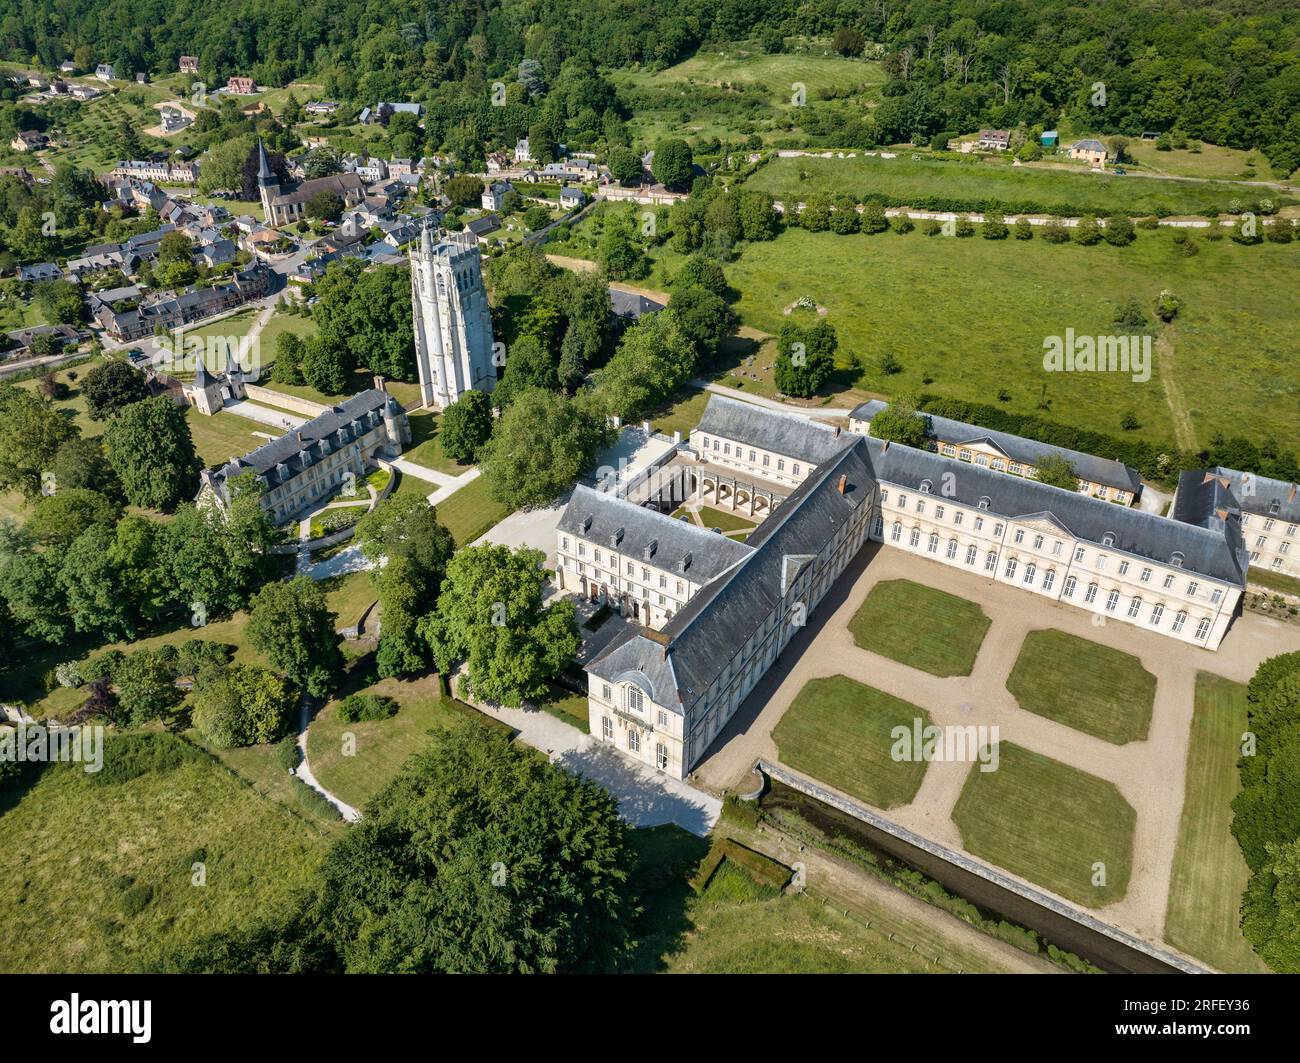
[710,227,1300,454]
[1006,629,1156,744]
[672,504,756,532]
[952,742,1135,907]
[189,732,344,830]
[403,408,473,475]
[0,733,328,972]
[186,407,277,467]
[849,578,991,677]
[1164,673,1269,972]
[744,153,1289,217]
[306,673,466,810]
[432,474,512,546]
[537,684,590,732]
[772,675,930,809]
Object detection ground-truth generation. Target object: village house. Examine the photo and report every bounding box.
[358,101,422,125]
[1069,138,1109,166]
[94,63,115,81]
[9,130,48,152]
[305,100,339,116]
[977,129,1011,151]
[179,56,200,74]
[226,76,256,94]
[481,180,513,211]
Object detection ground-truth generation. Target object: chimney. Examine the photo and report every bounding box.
[1290,484,1298,503]
[837,474,847,495]
[373,374,386,392]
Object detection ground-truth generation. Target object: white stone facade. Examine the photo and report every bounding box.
[409,227,497,409]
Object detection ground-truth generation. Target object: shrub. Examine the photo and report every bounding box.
[921,218,943,236]
[1137,215,1160,229]
[1013,217,1033,240]
[953,215,975,238]
[55,661,83,688]
[292,777,342,820]
[891,215,914,234]
[275,734,303,771]
[981,211,1008,239]
[1042,220,1070,243]
[1072,215,1101,245]
[336,692,399,723]
[320,507,361,534]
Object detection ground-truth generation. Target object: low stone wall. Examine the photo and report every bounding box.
[243,383,329,418]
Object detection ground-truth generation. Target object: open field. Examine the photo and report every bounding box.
[1125,140,1281,183]
[716,226,1300,454]
[305,673,465,810]
[849,578,990,677]
[1164,673,1269,972]
[1005,629,1157,745]
[0,733,327,972]
[952,742,1135,907]
[772,675,930,809]
[743,154,1290,217]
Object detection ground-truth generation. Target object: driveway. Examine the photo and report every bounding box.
[471,698,721,836]
[691,542,1300,945]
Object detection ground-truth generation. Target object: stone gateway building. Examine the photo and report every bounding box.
[562,395,1250,781]
[196,385,410,523]
[409,223,497,409]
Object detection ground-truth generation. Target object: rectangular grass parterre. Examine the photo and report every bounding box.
[849,578,991,677]
[951,741,1135,907]
[771,674,931,809]
[1164,673,1269,972]
[1005,628,1156,744]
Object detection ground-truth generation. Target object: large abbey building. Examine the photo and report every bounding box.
[409,222,497,409]
[560,395,1251,781]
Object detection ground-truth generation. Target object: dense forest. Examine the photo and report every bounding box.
[2,1,1298,172]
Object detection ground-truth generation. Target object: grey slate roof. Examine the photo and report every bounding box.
[608,289,664,318]
[869,437,1247,585]
[1171,470,1240,528]
[588,436,872,712]
[559,485,753,585]
[850,399,1142,495]
[206,388,400,489]
[1208,466,1300,524]
[696,394,852,467]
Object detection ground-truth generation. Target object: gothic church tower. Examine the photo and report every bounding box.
[409,221,497,409]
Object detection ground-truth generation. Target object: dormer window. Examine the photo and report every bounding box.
[627,686,644,714]
[1101,533,1115,547]
[919,479,932,494]
[1170,551,1185,568]
[977,496,991,510]
[1270,499,1281,515]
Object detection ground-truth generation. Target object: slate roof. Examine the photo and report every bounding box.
[1072,139,1108,153]
[559,485,753,585]
[1206,466,1300,524]
[204,388,401,490]
[695,394,852,467]
[588,437,872,712]
[849,399,1143,495]
[869,437,1247,585]
[608,289,664,318]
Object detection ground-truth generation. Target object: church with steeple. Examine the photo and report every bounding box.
[409,219,497,409]
[256,139,364,227]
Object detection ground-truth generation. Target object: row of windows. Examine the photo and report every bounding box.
[1242,515,1298,535]
[560,540,687,593]
[698,436,802,477]
[885,519,1215,640]
[882,489,1221,602]
[598,716,670,770]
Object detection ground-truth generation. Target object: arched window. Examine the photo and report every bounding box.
[1170,551,1185,568]
[977,496,991,510]
[1101,532,1116,547]
[627,686,644,714]
[919,479,932,494]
